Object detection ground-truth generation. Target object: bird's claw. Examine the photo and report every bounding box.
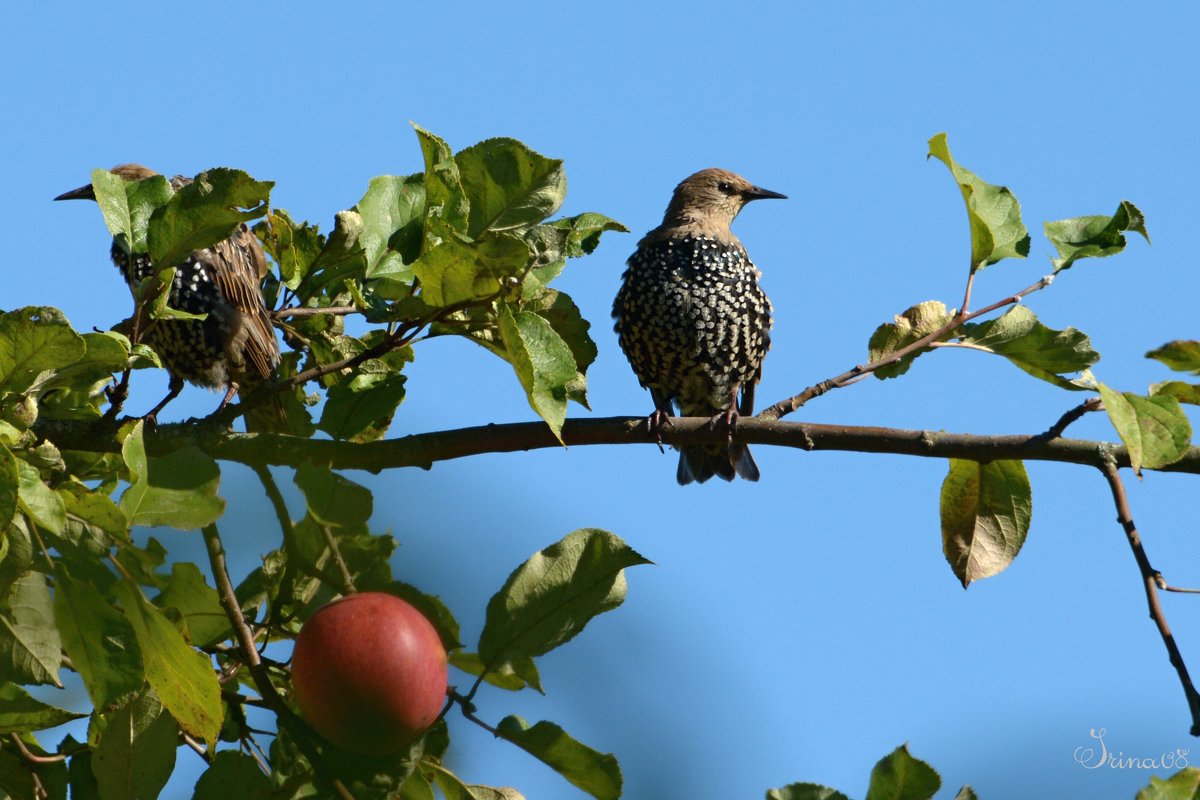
[647,408,674,453]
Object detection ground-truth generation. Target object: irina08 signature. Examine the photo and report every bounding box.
[1074,728,1190,770]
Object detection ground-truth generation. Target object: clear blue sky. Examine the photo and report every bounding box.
[6,2,1200,798]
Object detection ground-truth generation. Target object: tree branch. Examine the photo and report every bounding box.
[1098,460,1200,736]
[37,415,1200,475]
[758,275,1054,420]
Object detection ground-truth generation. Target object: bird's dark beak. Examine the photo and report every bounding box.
[742,185,787,202]
[54,183,96,202]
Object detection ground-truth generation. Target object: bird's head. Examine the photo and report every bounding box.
[661,168,787,231]
[54,164,167,202]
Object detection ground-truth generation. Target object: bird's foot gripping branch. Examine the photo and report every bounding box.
[3,128,1200,799]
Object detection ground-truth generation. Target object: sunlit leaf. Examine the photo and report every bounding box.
[156,563,232,648]
[0,307,86,395]
[91,690,177,800]
[148,168,273,267]
[766,785,851,800]
[928,133,1030,269]
[89,168,174,255]
[498,306,577,439]
[119,421,225,529]
[1136,767,1200,800]
[16,458,65,535]
[456,138,566,236]
[1098,384,1192,474]
[940,459,1032,588]
[356,173,425,282]
[958,305,1097,389]
[1147,340,1200,375]
[496,716,621,800]
[1045,200,1149,272]
[414,124,469,240]
[868,301,952,379]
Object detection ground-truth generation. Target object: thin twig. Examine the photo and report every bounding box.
[758,274,1054,420]
[8,734,67,764]
[1098,460,1200,736]
[319,525,356,595]
[1035,397,1104,441]
[251,464,301,626]
[200,523,355,800]
[273,306,360,320]
[181,732,211,763]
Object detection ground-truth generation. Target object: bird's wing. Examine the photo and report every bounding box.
[200,225,279,380]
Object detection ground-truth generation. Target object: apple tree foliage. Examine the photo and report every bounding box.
[0,127,1196,798]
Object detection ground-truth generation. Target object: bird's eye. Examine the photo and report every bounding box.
[717,181,735,194]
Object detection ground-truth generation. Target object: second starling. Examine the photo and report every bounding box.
[613,168,785,484]
[56,164,283,428]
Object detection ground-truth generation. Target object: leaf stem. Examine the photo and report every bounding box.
[1098,460,1200,736]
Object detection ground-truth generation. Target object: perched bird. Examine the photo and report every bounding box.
[55,164,282,428]
[613,168,785,484]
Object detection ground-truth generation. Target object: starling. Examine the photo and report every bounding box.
[55,164,282,427]
[613,168,785,484]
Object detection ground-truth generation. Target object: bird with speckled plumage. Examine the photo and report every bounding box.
[613,168,785,484]
[56,164,283,428]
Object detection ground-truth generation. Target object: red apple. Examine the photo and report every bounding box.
[291,592,448,756]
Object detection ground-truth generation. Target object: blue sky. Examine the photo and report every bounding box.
[6,2,1200,798]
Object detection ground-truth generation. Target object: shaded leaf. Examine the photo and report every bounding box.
[16,458,65,535]
[147,168,273,267]
[766,785,851,800]
[318,372,407,442]
[865,744,941,800]
[1150,381,1200,406]
[940,459,1032,588]
[91,691,177,800]
[192,751,273,800]
[0,571,62,687]
[478,529,651,671]
[156,563,232,648]
[294,462,373,528]
[928,133,1030,269]
[54,567,142,710]
[1098,384,1192,474]
[456,138,566,237]
[958,305,1097,390]
[496,716,621,800]
[1147,341,1200,375]
[414,124,470,239]
[255,208,323,290]
[115,580,222,745]
[0,682,83,733]
[1046,200,1149,272]
[413,231,530,307]
[119,421,224,529]
[498,305,577,439]
[0,445,18,533]
[449,652,542,693]
[868,301,952,379]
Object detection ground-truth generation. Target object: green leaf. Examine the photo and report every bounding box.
[147,168,273,267]
[318,372,407,442]
[766,785,851,800]
[54,567,142,709]
[385,581,461,651]
[119,421,225,529]
[294,462,373,528]
[1137,767,1200,800]
[356,173,426,281]
[526,290,596,408]
[1098,384,1192,474]
[255,208,323,290]
[413,231,531,307]
[414,124,470,240]
[191,751,273,800]
[928,133,1030,269]
[478,529,651,671]
[0,682,83,733]
[16,458,65,535]
[957,305,1098,389]
[0,571,62,687]
[549,212,629,258]
[1147,341,1200,375]
[115,580,222,745]
[498,305,577,439]
[868,301,952,379]
[1150,381,1200,406]
[1045,200,1149,272]
[156,563,232,648]
[89,168,174,255]
[496,716,621,800]
[91,691,177,800]
[940,459,1032,588]
[0,445,18,533]
[432,769,528,800]
[456,138,566,237]
[0,307,86,395]
[449,652,542,693]
[954,788,979,800]
[864,744,941,800]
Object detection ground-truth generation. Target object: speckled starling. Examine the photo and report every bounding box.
[613,168,785,485]
[55,164,281,426]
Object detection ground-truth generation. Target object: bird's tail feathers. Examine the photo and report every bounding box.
[677,443,758,485]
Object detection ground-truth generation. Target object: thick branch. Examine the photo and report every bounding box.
[1097,462,1200,736]
[37,415,1200,475]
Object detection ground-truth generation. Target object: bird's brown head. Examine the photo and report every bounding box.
[54,164,161,202]
[659,168,786,236]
